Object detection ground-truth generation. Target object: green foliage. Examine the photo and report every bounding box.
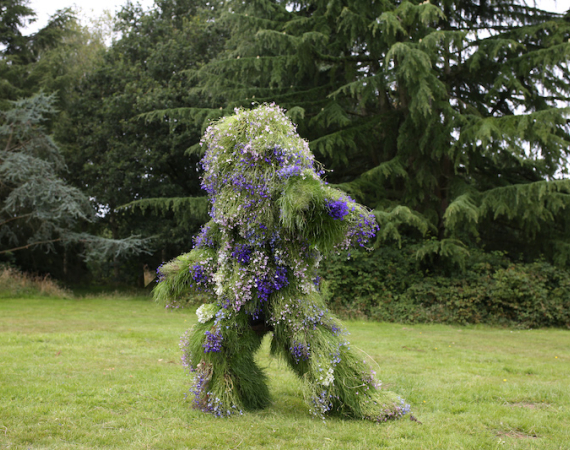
[157,105,407,421]
[153,248,217,307]
[269,287,403,421]
[0,1,77,108]
[321,245,570,328]
[29,18,108,113]
[279,173,347,252]
[373,205,434,246]
[0,0,35,64]
[121,196,211,225]
[57,0,226,274]
[187,0,570,268]
[0,1,143,280]
[182,311,271,412]
[0,93,151,273]
[0,93,92,254]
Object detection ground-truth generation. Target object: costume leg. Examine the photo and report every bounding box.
[268,289,410,421]
[181,308,271,416]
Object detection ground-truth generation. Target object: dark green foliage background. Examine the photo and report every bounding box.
[1,0,570,327]
[320,246,570,328]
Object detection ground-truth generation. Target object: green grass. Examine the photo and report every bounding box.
[1,295,569,449]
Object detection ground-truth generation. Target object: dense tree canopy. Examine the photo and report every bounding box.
[0,94,91,254]
[58,0,226,269]
[0,0,77,108]
[180,0,570,266]
[3,0,570,286]
[0,4,150,279]
[0,93,149,267]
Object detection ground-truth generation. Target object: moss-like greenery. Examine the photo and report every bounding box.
[321,244,570,328]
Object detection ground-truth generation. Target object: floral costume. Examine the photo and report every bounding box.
[155,104,410,421]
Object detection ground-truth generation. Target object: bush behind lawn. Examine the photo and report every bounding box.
[321,245,570,328]
[0,265,72,299]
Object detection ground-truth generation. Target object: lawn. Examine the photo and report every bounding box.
[0,295,568,449]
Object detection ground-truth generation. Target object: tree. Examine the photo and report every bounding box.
[0,2,150,279]
[184,0,570,266]
[57,0,227,278]
[0,93,149,265]
[0,93,90,254]
[0,0,34,57]
[0,0,76,108]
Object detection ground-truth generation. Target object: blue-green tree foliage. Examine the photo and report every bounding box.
[0,93,149,262]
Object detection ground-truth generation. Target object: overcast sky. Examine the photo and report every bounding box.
[25,0,569,35]
[25,0,155,34]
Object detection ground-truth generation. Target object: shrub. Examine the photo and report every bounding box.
[0,265,71,298]
[320,245,570,328]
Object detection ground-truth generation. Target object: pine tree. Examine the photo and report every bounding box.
[0,93,149,265]
[182,0,570,266]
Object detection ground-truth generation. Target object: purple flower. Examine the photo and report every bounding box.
[193,225,215,249]
[189,372,209,408]
[346,212,379,247]
[190,264,212,292]
[273,146,285,165]
[310,390,334,419]
[156,263,166,282]
[290,341,310,363]
[203,328,223,353]
[313,275,321,288]
[231,244,253,264]
[277,165,303,179]
[326,199,349,220]
[274,266,289,291]
[255,266,289,302]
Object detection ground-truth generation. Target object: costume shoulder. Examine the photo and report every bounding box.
[278,169,378,252]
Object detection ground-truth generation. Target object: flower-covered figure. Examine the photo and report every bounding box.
[155,104,410,421]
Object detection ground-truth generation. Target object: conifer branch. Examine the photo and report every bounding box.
[3,129,13,153]
[0,238,62,254]
[0,213,33,227]
[313,51,379,64]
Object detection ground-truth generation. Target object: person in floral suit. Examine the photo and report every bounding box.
[155,104,410,421]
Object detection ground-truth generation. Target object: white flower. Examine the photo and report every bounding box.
[213,271,225,296]
[321,368,335,387]
[196,304,219,323]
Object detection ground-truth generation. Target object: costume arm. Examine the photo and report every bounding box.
[278,170,378,252]
[153,221,220,308]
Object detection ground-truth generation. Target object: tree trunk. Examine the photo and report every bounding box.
[63,247,68,281]
[109,213,120,282]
